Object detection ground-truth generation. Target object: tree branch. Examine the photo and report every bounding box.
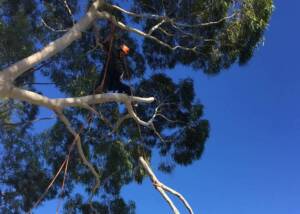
[97,12,198,53]
[159,184,194,214]
[173,13,237,28]
[0,0,104,81]
[55,110,101,201]
[139,156,179,214]
[110,3,236,28]
[148,19,166,35]
[41,18,68,33]
[139,156,194,214]
[2,116,55,127]
[113,114,131,133]
[4,86,154,110]
[109,4,165,20]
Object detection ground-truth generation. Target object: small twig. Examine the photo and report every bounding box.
[109,4,165,20]
[3,116,55,127]
[158,27,174,37]
[156,113,182,124]
[148,19,166,35]
[150,122,166,143]
[62,0,75,24]
[174,12,237,28]
[41,18,68,32]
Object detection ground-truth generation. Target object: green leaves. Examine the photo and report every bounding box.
[139,0,274,72]
[0,0,273,212]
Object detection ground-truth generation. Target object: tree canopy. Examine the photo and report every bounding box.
[0,0,273,213]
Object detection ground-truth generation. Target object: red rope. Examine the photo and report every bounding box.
[30,22,117,212]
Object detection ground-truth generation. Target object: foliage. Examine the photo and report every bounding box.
[0,0,273,213]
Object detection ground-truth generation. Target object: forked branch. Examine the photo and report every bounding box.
[139,156,194,214]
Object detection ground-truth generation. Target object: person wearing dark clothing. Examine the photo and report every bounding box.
[92,43,131,95]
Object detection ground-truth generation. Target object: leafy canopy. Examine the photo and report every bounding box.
[0,0,273,213]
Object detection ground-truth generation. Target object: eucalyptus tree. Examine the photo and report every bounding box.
[0,0,273,213]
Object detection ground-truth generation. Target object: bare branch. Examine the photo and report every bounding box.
[174,12,237,28]
[109,3,235,29]
[109,4,164,20]
[97,11,198,53]
[124,100,152,128]
[5,86,154,110]
[139,156,194,214]
[156,113,182,124]
[150,122,167,143]
[55,110,101,201]
[148,19,166,35]
[158,27,174,37]
[139,156,179,214]
[41,18,68,32]
[0,0,104,81]
[160,185,194,214]
[108,4,236,49]
[62,0,75,24]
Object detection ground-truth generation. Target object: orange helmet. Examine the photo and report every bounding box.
[120,44,130,55]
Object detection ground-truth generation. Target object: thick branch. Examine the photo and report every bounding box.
[5,86,154,110]
[0,0,104,81]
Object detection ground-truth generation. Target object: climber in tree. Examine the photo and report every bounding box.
[92,42,132,95]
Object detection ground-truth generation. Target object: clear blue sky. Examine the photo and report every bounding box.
[36,1,300,213]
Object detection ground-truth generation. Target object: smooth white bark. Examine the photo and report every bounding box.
[0,0,103,82]
[139,156,195,214]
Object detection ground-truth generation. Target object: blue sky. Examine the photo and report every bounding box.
[36,0,300,213]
